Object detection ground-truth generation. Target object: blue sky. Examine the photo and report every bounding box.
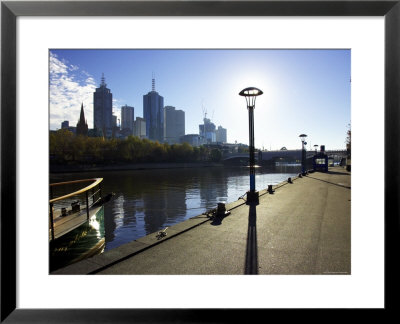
[49,49,350,150]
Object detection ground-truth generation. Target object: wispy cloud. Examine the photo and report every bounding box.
[49,52,97,130]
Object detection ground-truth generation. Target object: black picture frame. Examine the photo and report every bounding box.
[1,0,399,322]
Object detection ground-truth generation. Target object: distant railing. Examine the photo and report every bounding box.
[49,178,103,241]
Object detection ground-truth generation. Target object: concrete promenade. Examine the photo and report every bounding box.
[53,167,351,275]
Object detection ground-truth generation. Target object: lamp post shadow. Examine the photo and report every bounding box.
[244,202,258,275]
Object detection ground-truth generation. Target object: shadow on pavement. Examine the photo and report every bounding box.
[327,170,350,176]
[210,215,224,226]
[244,203,258,274]
[306,175,351,189]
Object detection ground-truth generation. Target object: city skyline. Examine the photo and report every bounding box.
[49,49,350,150]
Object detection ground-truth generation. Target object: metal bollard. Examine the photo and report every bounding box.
[216,203,226,216]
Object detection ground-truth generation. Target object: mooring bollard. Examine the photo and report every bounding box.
[288,177,292,184]
[299,173,302,178]
[217,203,226,216]
[216,203,231,217]
[268,185,275,194]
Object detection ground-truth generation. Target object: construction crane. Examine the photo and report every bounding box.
[202,100,207,120]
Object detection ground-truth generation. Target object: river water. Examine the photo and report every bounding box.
[50,165,300,251]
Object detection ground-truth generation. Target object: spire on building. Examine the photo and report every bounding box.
[152,72,155,91]
[76,102,88,136]
[79,102,85,122]
[101,73,106,87]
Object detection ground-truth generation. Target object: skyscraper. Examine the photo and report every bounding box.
[216,126,227,143]
[143,76,164,142]
[93,73,113,138]
[164,106,185,144]
[76,103,88,136]
[121,105,134,134]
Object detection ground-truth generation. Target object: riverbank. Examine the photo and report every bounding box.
[50,161,224,173]
[53,167,351,275]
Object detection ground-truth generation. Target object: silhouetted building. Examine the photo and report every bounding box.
[61,120,69,129]
[199,118,216,143]
[143,76,164,142]
[216,126,227,143]
[134,117,147,139]
[121,105,134,134]
[76,103,88,136]
[93,73,113,138]
[164,106,185,144]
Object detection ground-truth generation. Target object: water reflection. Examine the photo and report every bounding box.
[50,166,299,252]
[199,167,229,206]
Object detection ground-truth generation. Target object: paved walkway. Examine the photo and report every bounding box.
[53,167,351,275]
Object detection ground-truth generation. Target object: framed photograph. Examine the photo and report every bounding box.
[2,0,399,321]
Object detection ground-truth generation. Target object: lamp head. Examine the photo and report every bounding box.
[239,87,263,108]
[299,134,307,142]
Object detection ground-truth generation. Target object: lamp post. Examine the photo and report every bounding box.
[299,134,307,174]
[314,144,318,154]
[239,87,263,204]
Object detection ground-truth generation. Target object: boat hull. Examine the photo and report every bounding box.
[50,206,105,272]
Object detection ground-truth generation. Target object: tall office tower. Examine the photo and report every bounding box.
[93,73,113,138]
[121,105,135,133]
[76,103,88,136]
[61,120,69,129]
[143,76,164,142]
[199,118,216,143]
[134,117,147,139]
[164,106,185,144]
[216,125,227,143]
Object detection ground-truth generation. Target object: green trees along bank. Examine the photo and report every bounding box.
[50,129,222,165]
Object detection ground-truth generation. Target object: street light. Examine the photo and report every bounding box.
[314,144,318,154]
[299,134,307,174]
[239,87,263,204]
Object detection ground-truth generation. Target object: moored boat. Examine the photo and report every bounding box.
[49,178,111,272]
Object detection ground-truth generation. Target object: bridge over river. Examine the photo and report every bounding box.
[222,149,347,163]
